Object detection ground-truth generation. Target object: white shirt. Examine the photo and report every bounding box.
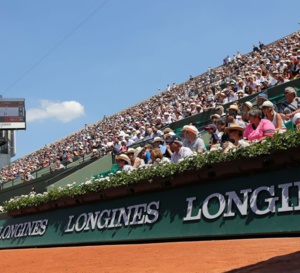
[134,136,144,143]
[126,139,134,147]
[123,165,134,171]
[153,157,170,165]
[228,94,238,102]
[171,147,193,163]
[162,116,172,124]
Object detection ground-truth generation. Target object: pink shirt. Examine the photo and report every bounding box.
[243,119,275,141]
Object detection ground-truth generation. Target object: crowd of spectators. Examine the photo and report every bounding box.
[1,31,300,182]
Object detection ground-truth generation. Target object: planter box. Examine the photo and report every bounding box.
[38,202,57,212]
[288,147,300,162]
[128,179,163,194]
[55,197,80,208]
[80,191,103,203]
[206,161,241,178]
[102,185,129,199]
[8,209,23,217]
[264,151,292,168]
[21,206,39,215]
[170,171,200,186]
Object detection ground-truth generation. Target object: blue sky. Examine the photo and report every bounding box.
[0,0,299,160]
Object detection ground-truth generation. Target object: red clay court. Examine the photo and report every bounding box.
[1,237,300,273]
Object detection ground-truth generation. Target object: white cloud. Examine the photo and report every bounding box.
[27,100,85,123]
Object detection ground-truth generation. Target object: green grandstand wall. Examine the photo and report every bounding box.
[47,153,113,190]
[0,154,112,205]
[1,165,300,249]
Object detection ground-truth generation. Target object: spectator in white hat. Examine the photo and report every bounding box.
[162,112,172,125]
[91,149,100,160]
[237,90,248,99]
[190,102,198,115]
[215,105,224,116]
[130,129,137,141]
[262,101,286,133]
[182,125,206,154]
[154,116,164,128]
[292,113,300,131]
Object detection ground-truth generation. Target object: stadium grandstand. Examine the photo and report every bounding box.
[0,30,300,201]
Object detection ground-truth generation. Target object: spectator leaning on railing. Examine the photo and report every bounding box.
[50,160,65,173]
[279,87,300,121]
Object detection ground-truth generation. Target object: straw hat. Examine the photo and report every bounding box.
[210,114,220,120]
[126,148,135,154]
[224,123,245,133]
[116,154,131,164]
[153,137,164,143]
[227,104,239,112]
[134,146,144,158]
[243,101,253,110]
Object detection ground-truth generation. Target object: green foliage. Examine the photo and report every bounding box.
[3,130,300,212]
